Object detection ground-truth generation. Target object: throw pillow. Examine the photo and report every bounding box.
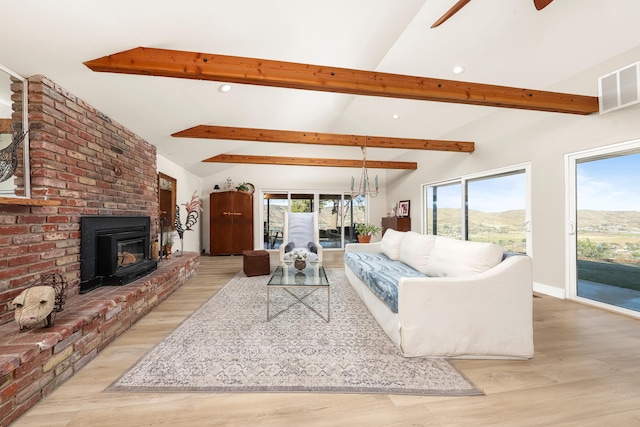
[284,242,295,253]
[380,228,405,260]
[398,231,436,273]
[424,236,504,277]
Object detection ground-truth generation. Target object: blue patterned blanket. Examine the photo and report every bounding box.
[344,252,426,313]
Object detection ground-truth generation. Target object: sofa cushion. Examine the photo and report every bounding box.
[366,265,426,313]
[344,251,426,313]
[344,251,392,283]
[380,228,405,260]
[424,237,503,277]
[398,232,436,274]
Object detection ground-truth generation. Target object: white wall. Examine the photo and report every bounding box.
[157,154,204,253]
[200,163,389,253]
[385,47,640,294]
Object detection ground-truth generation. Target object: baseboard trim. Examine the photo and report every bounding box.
[533,281,565,299]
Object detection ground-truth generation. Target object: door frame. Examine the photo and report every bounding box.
[565,138,640,318]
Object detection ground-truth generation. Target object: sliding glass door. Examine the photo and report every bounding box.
[262,191,367,249]
[567,145,640,315]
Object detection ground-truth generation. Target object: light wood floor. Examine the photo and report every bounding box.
[14,252,640,426]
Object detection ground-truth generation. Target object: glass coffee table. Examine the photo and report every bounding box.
[267,262,330,322]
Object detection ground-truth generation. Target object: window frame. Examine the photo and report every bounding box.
[421,163,532,255]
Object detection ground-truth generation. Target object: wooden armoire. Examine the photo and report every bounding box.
[209,191,254,255]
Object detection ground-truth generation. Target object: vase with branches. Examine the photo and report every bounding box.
[174,191,203,256]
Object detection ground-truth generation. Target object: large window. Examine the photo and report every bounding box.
[423,165,530,253]
[262,191,367,250]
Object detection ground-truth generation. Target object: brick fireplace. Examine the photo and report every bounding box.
[0,75,159,325]
[0,75,198,426]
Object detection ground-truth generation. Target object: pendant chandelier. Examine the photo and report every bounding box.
[350,136,378,198]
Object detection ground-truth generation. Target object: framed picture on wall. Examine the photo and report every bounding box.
[398,200,410,217]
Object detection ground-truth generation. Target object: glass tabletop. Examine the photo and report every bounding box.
[267,263,329,287]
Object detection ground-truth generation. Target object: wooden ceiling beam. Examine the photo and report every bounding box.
[84,47,599,115]
[203,154,417,170]
[173,125,474,153]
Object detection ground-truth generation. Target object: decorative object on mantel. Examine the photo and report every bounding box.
[155,216,167,259]
[11,273,67,331]
[390,201,397,217]
[350,136,378,198]
[174,191,203,256]
[0,130,28,183]
[354,223,382,243]
[162,230,175,258]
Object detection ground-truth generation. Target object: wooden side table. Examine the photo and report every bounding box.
[381,216,411,236]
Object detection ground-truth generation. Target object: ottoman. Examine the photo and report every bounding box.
[243,250,271,277]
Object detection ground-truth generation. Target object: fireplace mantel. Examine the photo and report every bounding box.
[0,196,60,206]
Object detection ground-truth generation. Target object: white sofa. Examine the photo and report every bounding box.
[344,230,534,359]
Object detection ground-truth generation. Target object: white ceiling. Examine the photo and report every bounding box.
[1,0,639,178]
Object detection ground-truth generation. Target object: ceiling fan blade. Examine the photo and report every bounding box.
[431,0,471,28]
[533,0,553,10]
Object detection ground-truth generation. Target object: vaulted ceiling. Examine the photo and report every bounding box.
[1,0,639,178]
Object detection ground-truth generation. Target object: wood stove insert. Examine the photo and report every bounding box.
[80,216,157,293]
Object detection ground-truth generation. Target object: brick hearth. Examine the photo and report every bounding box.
[0,253,198,426]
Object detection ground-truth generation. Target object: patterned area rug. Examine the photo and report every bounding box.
[107,269,482,396]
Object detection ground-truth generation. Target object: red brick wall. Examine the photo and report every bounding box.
[0,75,159,326]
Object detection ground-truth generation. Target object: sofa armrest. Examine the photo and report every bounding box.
[345,242,382,254]
[397,255,534,358]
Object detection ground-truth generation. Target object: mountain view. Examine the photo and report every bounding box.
[576,209,640,263]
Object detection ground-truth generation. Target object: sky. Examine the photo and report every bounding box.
[262,153,640,214]
[577,152,640,211]
[429,173,527,213]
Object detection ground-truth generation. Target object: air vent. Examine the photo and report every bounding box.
[599,61,640,114]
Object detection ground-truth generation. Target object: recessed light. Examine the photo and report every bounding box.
[392,114,400,120]
[219,84,232,93]
[452,65,465,74]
